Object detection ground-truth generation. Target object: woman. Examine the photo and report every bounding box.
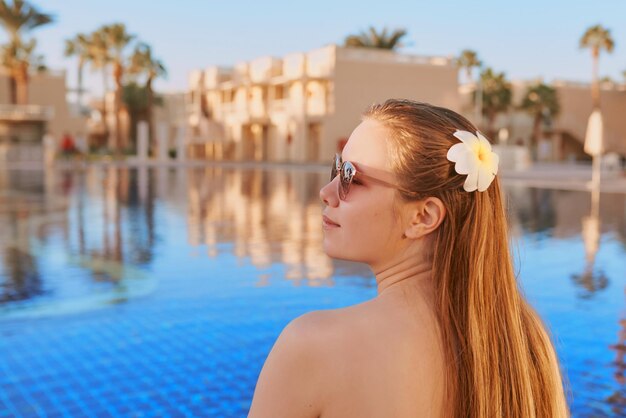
[248,99,570,417]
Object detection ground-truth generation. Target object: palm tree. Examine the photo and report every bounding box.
[127,42,167,148]
[477,68,512,139]
[456,49,482,82]
[83,29,112,145]
[344,26,407,51]
[101,23,135,151]
[0,0,53,104]
[122,81,148,149]
[456,49,483,127]
[579,24,614,108]
[519,83,560,154]
[64,32,90,110]
[0,37,43,103]
[122,82,164,151]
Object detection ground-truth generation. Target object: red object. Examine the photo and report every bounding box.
[61,134,75,153]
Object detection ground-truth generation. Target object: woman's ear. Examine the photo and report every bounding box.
[403,197,446,239]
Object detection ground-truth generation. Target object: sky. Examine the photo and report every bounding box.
[9,0,626,99]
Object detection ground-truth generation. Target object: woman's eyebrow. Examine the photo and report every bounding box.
[351,161,374,175]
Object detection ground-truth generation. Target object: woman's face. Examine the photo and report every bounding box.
[319,119,408,265]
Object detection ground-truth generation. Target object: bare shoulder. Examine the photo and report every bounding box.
[280,300,370,331]
[291,302,378,344]
[296,298,440,347]
[247,309,347,418]
[249,301,444,417]
[292,304,366,334]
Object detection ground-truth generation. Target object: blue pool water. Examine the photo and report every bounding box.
[0,166,625,417]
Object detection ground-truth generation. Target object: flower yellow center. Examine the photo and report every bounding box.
[478,146,489,163]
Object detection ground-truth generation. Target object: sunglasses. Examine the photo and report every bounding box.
[330,153,413,200]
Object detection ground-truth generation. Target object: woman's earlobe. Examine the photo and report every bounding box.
[403,223,427,240]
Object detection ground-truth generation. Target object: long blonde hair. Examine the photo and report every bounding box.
[364,99,570,417]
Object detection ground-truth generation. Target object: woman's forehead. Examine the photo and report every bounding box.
[342,120,391,171]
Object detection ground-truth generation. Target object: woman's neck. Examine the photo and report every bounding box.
[374,257,434,304]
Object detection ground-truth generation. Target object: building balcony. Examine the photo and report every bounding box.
[219,101,249,115]
[204,66,233,89]
[249,57,282,84]
[307,97,326,116]
[306,46,335,78]
[250,99,268,118]
[282,53,305,79]
[269,98,289,114]
[281,47,335,81]
[0,104,54,122]
[221,102,235,113]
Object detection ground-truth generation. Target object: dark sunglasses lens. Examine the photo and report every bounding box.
[339,163,354,200]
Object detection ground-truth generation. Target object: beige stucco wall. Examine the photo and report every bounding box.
[323,49,459,160]
[0,70,85,143]
[28,71,84,138]
[554,82,626,155]
[152,92,188,148]
[0,73,11,102]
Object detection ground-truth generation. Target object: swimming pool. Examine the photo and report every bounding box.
[1,166,625,417]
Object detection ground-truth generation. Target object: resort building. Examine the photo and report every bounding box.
[459,80,626,162]
[154,92,188,155]
[186,44,460,163]
[86,90,187,156]
[552,81,626,159]
[0,69,85,163]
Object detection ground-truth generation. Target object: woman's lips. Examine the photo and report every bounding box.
[322,215,340,228]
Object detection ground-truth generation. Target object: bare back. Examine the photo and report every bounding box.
[314,293,446,418]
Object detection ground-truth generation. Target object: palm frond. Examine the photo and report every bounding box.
[343,26,407,50]
[579,24,615,54]
[0,0,53,39]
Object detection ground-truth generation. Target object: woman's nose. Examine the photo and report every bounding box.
[320,176,339,206]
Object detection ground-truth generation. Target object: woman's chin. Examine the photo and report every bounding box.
[322,244,355,262]
[322,241,340,259]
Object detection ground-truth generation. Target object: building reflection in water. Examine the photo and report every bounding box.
[88,166,157,271]
[0,165,162,307]
[506,185,624,297]
[609,317,626,412]
[1,166,626,304]
[185,167,334,287]
[572,184,609,295]
[0,172,47,303]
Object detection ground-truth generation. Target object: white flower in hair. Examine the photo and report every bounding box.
[446,130,499,192]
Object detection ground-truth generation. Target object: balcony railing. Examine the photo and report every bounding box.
[0,104,55,121]
[269,98,289,113]
[307,97,326,116]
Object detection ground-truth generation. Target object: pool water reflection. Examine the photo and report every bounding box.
[0,166,625,417]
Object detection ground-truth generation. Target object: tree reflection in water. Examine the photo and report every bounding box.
[0,246,43,303]
[608,318,626,415]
